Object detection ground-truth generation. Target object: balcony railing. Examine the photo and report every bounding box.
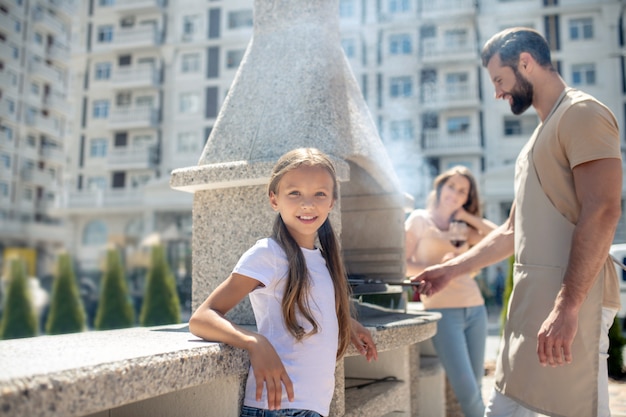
[40,146,65,165]
[0,100,18,122]
[420,83,479,107]
[43,90,72,115]
[420,39,477,60]
[0,130,15,151]
[0,70,19,95]
[0,42,19,66]
[32,8,67,35]
[422,130,482,153]
[25,113,63,138]
[111,0,165,13]
[110,66,160,89]
[106,146,156,170]
[92,26,162,52]
[421,0,476,15]
[46,42,71,62]
[59,188,145,210]
[28,59,65,85]
[48,0,77,18]
[108,107,158,129]
[0,165,13,180]
[21,168,55,187]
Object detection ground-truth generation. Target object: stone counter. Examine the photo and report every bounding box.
[0,306,439,417]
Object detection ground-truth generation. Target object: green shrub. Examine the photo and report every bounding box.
[94,248,135,330]
[45,252,86,335]
[140,245,181,326]
[0,258,38,339]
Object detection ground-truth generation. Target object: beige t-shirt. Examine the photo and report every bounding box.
[533,89,621,310]
[405,209,484,309]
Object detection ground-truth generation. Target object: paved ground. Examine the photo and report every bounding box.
[482,308,626,417]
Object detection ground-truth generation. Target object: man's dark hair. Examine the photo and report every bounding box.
[481,27,554,70]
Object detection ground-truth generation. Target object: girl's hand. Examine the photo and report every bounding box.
[247,335,294,410]
[350,318,378,362]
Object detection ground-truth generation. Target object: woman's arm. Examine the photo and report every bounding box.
[454,208,498,245]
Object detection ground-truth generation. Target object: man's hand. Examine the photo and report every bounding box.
[536,306,579,367]
[410,264,455,297]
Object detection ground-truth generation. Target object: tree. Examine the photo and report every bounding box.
[608,315,626,378]
[45,252,86,335]
[94,248,135,330]
[140,244,181,326]
[0,258,38,339]
[499,255,515,335]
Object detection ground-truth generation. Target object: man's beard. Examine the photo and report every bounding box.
[509,68,534,115]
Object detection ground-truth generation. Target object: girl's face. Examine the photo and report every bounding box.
[269,165,336,249]
[438,174,470,211]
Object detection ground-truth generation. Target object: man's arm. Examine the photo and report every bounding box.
[413,204,516,295]
[537,158,622,367]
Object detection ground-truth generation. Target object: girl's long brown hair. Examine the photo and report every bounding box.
[268,148,353,358]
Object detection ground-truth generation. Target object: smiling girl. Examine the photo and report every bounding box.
[189,148,377,417]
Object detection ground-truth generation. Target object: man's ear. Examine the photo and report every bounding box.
[519,52,533,72]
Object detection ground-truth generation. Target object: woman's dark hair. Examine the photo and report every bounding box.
[481,27,554,71]
[427,165,482,217]
[268,148,353,358]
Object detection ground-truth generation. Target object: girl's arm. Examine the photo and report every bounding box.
[405,222,432,276]
[350,318,378,362]
[189,273,294,410]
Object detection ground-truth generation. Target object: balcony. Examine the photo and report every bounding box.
[111,0,165,13]
[110,66,160,89]
[32,8,67,35]
[93,26,162,53]
[420,39,477,63]
[48,0,77,19]
[26,113,63,138]
[46,42,71,63]
[28,59,65,85]
[420,0,476,17]
[108,107,158,129]
[0,130,15,151]
[0,42,19,67]
[0,99,18,123]
[421,130,482,156]
[40,146,65,165]
[420,83,480,109]
[106,146,156,170]
[43,89,72,115]
[0,70,19,95]
[0,13,21,42]
[58,188,145,211]
[0,165,13,180]
[21,167,55,188]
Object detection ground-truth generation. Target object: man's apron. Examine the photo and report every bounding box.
[495,91,604,417]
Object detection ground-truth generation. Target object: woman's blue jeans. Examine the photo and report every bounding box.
[429,305,488,417]
[240,405,322,417]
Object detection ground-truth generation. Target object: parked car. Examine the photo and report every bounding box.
[610,243,626,326]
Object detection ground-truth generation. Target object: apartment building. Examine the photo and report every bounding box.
[0,0,74,277]
[6,0,625,280]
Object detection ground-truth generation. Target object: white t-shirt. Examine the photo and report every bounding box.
[234,238,339,416]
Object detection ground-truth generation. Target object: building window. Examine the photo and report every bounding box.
[34,32,43,44]
[0,182,8,198]
[83,220,107,246]
[207,46,219,78]
[90,138,108,157]
[99,0,115,6]
[112,171,125,188]
[182,53,200,73]
[444,29,468,50]
[179,92,200,114]
[183,14,200,36]
[447,116,470,134]
[571,63,595,86]
[118,55,131,66]
[177,131,200,153]
[135,95,154,107]
[208,8,221,39]
[0,153,10,169]
[389,120,413,141]
[389,34,412,55]
[97,25,114,43]
[116,92,132,107]
[339,0,355,18]
[87,176,106,190]
[92,100,110,118]
[341,38,356,58]
[228,10,253,29]
[388,0,409,13]
[226,49,245,69]
[94,62,112,80]
[206,87,219,118]
[390,76,412,98]
[569,17,593,40]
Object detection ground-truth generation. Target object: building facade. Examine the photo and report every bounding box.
[2,0,625,284]
[0,0,75,278]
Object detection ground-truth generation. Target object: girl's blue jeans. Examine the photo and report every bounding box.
[240,405,322,417]
[429,305,488,417]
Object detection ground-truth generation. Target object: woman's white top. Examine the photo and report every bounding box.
[234,238,338,416]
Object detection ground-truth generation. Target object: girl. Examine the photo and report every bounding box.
[189,148,377,417]
[405,165,497,417]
